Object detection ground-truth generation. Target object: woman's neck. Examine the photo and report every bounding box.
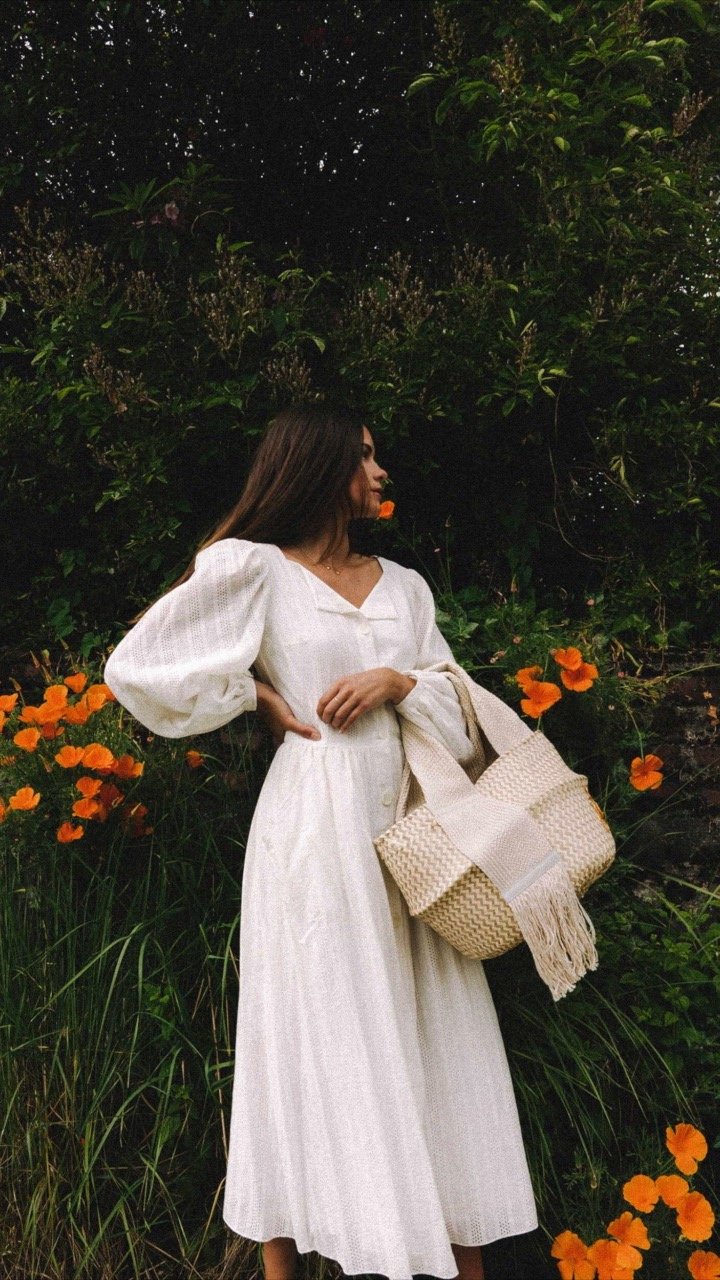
[285,531,352,565]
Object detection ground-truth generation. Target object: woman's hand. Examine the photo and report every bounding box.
[318,667,417,733]
[254,680,321,747]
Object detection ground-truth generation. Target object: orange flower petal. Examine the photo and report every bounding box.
[655,1173,690,1207]
[377,500,395,519]
[54,745,86,768]
[72,797,102,819]
[560,661,599,691]
[43,684,69,705]
[64,674,88,693]
[607,1211,650,1250]
[688,1249,720,1280]
[628,755,664,791]
[76,776,103,798]
[666,1124,708,1175]
[8,786,41,810]
[622,1174,659,1213]
[515,665,544,690]
[112,753,144,778]
[57,821,84,842]
[552,646,585,670]
[0,693,19,712]
[520,680,562,717]
[676,1191,715,1242]
[551,1230,596,1278]
[62,700,90,724]
[81,743,116,771]
[13,727,42,751]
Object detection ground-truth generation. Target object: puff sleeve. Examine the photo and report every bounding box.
[393,569,475,765]
[103,538,269,739]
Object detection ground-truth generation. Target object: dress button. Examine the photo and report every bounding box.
[359,623,371,635]
[381,790,393,806]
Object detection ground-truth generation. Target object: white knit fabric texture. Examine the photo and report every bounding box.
[103,539,539,1279]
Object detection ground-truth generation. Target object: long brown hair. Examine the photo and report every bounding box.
[129,401,375,623]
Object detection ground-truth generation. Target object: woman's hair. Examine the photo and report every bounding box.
[128,401,374,623]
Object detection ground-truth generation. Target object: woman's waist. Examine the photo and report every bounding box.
[278,711,403,751]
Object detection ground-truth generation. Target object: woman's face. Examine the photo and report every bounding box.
[348,426,389,518]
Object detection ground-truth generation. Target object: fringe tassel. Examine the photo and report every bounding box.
[506,861,599,1001]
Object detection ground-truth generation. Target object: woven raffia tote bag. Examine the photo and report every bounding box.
[374,660,616,1000]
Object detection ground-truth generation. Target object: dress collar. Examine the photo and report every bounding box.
[275,547,398,618]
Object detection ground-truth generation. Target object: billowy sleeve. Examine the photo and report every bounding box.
[103,538,269,738]
[393,569,475,765]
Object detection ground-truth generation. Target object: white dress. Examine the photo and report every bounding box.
[103,538,539,1280]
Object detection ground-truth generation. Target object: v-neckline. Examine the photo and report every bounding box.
[274,545,386,612]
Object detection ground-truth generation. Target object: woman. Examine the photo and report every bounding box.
[103,404,539,1280]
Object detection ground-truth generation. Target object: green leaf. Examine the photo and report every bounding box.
[406,74,438,98]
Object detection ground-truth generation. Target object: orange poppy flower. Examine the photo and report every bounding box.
[17,706,37,724]
[677,1191,715,1242]
[43,684,69,706]
[586,1236,638,1279]
[666,1124,708,1175]
[0,799,6,823]
[113,753,144,779]
[57,821,84,842]
[55,745,86,768]
[606,1211,650,1251]
[552,647,585,670]
[688,1249,720,1279]
[560,661,599,692]
[622,1174,659,1213]
[84,685,109,711]
[0,711,6,733]
[64,674,88,693]
[33,701,67,725]
[185,749,205,769]
[76,776,103,798]
[377,500,395,519]
[655,1173,690,1207]
[0,693,19,712]
[514,664,544,690]
[550,1230,595,1279]
[81,743,115,772]
[72,797,102,819]
[63,700,90,724]
[629,754,663,791]
[520,680,562,718]
[9,786,41,811]
[13,727,41,752]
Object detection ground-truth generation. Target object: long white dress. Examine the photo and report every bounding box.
[103,538,539,1280]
